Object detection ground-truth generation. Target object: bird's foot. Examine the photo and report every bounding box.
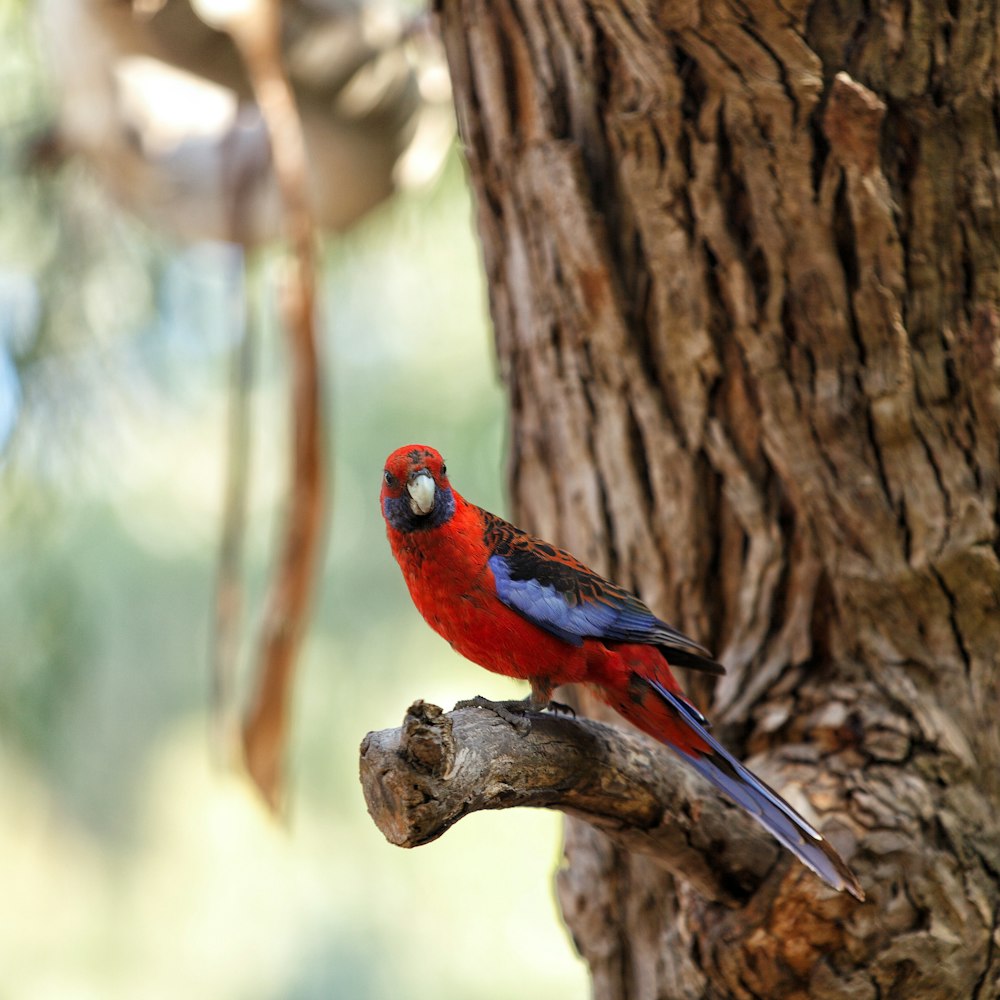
[453,695,535,734]
[453,695,576,732]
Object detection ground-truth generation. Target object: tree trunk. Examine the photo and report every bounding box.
[435,0,1000,996]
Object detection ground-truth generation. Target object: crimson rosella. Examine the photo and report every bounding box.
[381,444,863,900]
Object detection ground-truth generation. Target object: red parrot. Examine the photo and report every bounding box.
[381,444,864,900]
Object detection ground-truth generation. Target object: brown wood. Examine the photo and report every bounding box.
[361,700,791,905]
[429,0,1000,996]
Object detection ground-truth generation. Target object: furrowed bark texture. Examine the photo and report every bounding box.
[435,1,1000,997]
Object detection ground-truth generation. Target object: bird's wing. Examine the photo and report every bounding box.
[482,511,724,675]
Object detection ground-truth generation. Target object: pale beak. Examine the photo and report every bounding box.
[407,471,436,516]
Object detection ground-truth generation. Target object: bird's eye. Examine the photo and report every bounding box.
[384,471,398,488]
[441,463,447,477]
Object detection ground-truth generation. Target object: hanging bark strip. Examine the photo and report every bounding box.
[213,0,326,812]
[209,129,263,766]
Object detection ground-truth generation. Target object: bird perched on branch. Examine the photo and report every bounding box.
[380,444,864,901]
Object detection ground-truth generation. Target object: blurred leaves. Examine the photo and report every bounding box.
[0,507,91,760]
[0,0,586,996]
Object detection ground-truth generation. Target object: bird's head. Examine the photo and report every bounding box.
[381,444,456,532]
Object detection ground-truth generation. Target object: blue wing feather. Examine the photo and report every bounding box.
[483,512,724,675]
[488,556,586,645]
[489,555,646,645]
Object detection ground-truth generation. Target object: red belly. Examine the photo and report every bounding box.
[412,574,591,686]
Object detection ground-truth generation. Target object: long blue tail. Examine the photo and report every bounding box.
[633,678,864,900]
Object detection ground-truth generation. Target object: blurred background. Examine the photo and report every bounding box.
[0,0,588,995]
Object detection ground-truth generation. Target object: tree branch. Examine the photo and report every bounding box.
[360,701,788,907]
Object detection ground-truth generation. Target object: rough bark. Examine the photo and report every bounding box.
[434,0,1000,997]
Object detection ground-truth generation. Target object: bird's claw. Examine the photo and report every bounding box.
[546,699,576,717]
[453,695,533,734]
[453,694,576,732]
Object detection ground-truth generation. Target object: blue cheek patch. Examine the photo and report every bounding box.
[383,494,411,532]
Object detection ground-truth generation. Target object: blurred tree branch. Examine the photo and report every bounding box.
[39,0,452,241]
[194,0,326,811]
